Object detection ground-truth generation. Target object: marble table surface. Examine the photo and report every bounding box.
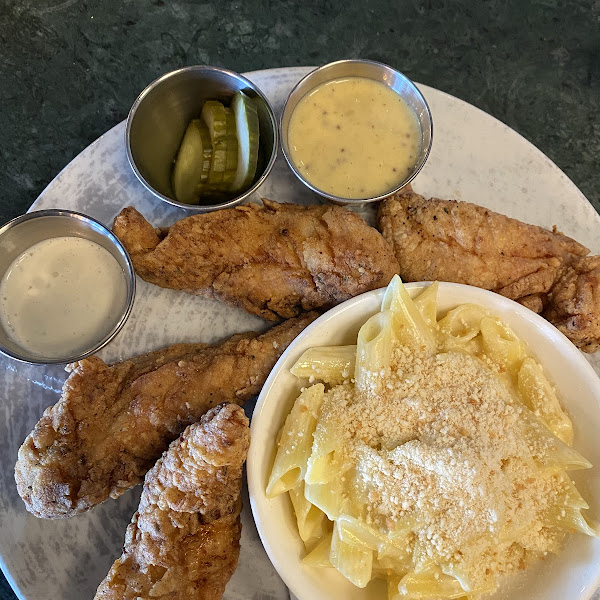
[1,1,599,599]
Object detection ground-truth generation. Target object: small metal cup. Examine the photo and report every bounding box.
[281,59,433,206]
[126,65,278,212]
[0,210,135,364]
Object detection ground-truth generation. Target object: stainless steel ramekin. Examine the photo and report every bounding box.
[280,59,433,206]
[0,210,135,364]
[126,65,278,212]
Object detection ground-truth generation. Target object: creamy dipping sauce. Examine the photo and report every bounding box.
[0,236,128,358]
[287,76,421,199]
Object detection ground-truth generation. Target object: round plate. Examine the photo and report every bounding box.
[0,66,599,600]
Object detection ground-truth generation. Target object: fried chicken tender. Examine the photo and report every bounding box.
[15,313,316,518]
[113,200,399,321]
[94,403,250,600]
[378,187,600,352]
[543,255,600,352]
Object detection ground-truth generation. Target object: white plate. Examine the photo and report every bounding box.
[0,66,599,600]
[248,283,600,600]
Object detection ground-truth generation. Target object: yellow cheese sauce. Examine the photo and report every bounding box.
[0,236,127,358]
[287,76,421,199]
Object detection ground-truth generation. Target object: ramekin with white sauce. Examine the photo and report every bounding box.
[0,210,135,364]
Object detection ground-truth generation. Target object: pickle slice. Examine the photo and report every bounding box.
[201,100,228,146]
[222,107,239,186]
[230,91,260,193]
[202,101,227,185]
[202,101,238,186]
[172,119,212,205]
[207,148,226,185]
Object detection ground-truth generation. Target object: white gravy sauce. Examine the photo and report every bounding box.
[0,236,127,358]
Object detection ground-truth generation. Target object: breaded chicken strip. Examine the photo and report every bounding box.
[378,187,600,352]
[15,313,316,518]
[543,255,600,352]
[113,200,399,321]
[94,403,249,600]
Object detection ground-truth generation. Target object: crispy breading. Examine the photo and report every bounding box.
[543,255,600,353]
[113,199,399,321]
[15,313,316,518]
[94,403,250,600]
[378,187,600,352]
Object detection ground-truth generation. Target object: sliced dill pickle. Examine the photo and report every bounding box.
[201,100,228,146]
[174,97,249,203]
[207,147,226,185]
[172,119,212,205]
[202,102,239,186]
[230,91,260,193]
[201,100,227,185]
[222,107,239,186]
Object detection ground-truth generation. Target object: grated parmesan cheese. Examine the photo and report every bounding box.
[319,344,568,590]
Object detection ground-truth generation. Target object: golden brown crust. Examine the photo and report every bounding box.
[542,256,600,353]
[15,313,317,518]
[377,187,588,295]
[94,403,250,600]
[378,188,600,352]
[113,200,399,321]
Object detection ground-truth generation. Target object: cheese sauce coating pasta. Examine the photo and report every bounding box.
[267,276,597,599]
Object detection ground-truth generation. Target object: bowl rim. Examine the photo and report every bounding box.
[248,281,600,600]
[0,209,136,365]
[125,64,279,212]
[279,58,434,205]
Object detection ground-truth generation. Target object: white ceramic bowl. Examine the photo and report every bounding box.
[248,282,600,600]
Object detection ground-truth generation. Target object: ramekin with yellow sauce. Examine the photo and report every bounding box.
[281,60,432,205]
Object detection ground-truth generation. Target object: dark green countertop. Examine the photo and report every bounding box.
[1,1,599,599]
[2,0,599,229]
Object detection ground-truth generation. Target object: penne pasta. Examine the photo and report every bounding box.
[290,345,357,384]
[542,504,598,537]
[394,568,471,599]
[518,357,573,445]
[519,410,591,471]
[354,310,394,392]
[480,316,525,374]
[437,303,488,348]
[412,282,439,329]
[330,520,373,588]
[554,471,589,509]
[289,482,328,543]
[305,407,348,485]
[302,531,334,567]
[266,384,325,497]
[304,479,345,521]
[337,514,412,569]
[381,275,437,352]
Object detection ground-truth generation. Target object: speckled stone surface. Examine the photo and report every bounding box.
[1,2,600,600]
